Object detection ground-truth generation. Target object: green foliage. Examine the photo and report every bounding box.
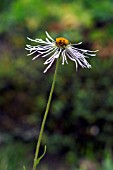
[0,0,48,33]
[101,150,113,170]
[0,142,32,170]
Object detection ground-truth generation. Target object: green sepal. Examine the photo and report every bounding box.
[35,145,47,166]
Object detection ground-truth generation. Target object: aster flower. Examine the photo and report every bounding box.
[25,31,98,73]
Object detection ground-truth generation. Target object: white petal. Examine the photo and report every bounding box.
[45,31,54,41]
[65,51,78,70]
[41,48,57,58]
[44,53,56,64]
[43,58,55,73]
[71,46,98,53]
[32,54,40,60]
[44,49,60,64]
[62,55,65,65]
[62,51,68,64]
[27,37,41,42]
[46,38,51,43]
[71,42,82,45]
[39,47,56,55]
[38,45,54,51]
[85,53,96,56]
[66,48,92,69]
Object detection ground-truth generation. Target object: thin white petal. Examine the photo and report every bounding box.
[62,51,68,64]
[27,37,41,42]
[62,55,65,65]
[43,58,55,73]
[32,54,40,60]
[44,52,57,64]
[38,45,54,51]
[71,46,98,53]
[46,38,51,43]
[85,53,96,56]
[66,48,92,69]
[44,49,61,64]
[27,50,38,56]
[41,47,57,58]
[71,42,82,45]
[39,47,56,55]
[45,31,54,41]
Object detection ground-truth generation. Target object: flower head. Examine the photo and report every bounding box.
[25,31,98,73]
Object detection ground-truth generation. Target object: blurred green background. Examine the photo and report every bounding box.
[0,0,113,170]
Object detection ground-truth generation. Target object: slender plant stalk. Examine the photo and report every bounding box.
[33,58,59,170]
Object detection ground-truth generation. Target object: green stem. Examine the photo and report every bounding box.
[33,58,59,170]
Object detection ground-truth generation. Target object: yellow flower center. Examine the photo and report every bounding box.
[56,37,69,48]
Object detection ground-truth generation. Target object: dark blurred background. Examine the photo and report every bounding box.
[0,0,113,170]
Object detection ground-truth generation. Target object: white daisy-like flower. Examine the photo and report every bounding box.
[25,31,98,73]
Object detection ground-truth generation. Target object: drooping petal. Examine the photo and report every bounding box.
[43,58,55,73]
[65,51,78,70]
[44,49,59,64]
[66,47,92,70]
[62,50,68,64]
[71,42,82,46]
